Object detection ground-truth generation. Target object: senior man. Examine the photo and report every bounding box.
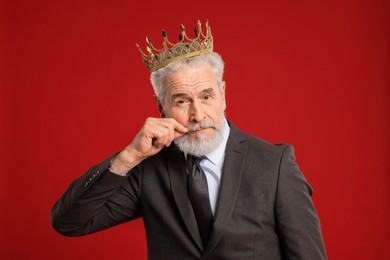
[51,20,327,259]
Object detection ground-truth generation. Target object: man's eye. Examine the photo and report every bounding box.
[177,100,185,105]
[204,95,211,100]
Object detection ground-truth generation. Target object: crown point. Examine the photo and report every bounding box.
[137,20,213,71]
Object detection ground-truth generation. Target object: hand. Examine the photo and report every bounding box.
[110,117,188,176]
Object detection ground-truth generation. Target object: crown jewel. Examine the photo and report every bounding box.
[136,20,213,72]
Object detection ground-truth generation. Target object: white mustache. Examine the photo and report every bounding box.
[186,121,216,133]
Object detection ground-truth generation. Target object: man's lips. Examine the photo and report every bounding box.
[189,129,206,134]
[186,126,215,134]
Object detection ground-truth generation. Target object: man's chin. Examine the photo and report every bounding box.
[173,128,223,157]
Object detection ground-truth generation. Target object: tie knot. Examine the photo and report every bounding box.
[187,154,205,165]
[186,155,206,174]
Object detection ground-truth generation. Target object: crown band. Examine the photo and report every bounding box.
[136,20,213,72]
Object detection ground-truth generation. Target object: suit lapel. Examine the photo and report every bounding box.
[167,146,204,251]
[204,124,248,256]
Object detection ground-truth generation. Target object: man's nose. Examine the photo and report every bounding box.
[190,101,206,122]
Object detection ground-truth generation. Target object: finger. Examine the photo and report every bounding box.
[154,118,186,142]
[155,124,178,148]
[144,117,187,147]
[165,127,175,147]
[151,128,170,148]
[171,119,188,134]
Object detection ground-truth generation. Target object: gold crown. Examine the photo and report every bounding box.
[136,20,213,72]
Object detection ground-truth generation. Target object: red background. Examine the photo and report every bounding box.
[1,0,389,259]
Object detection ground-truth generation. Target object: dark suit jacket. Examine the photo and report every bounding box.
[51,122,327,259]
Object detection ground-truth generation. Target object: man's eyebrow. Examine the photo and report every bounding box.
[201,87,215,94]
[171,93,189,100]
[171,88,215,100]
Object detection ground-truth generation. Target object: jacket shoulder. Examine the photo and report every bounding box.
[229,122,292,159]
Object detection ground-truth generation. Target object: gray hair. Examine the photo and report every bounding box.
[150,52,225,107]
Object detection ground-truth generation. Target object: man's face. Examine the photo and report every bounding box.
[163,63,226,145]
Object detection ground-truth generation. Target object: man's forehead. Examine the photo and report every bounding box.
[165,67,216,90]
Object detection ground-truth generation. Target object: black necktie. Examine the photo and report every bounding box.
[187,154,214,248]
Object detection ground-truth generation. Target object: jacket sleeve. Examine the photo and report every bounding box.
[50,154,142,236]
[275,145,327,260]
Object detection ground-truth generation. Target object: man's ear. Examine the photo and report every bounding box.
[222,81,227,110]
[154,94,166,118]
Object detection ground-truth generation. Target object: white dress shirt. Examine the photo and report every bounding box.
[199,119,230,215]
